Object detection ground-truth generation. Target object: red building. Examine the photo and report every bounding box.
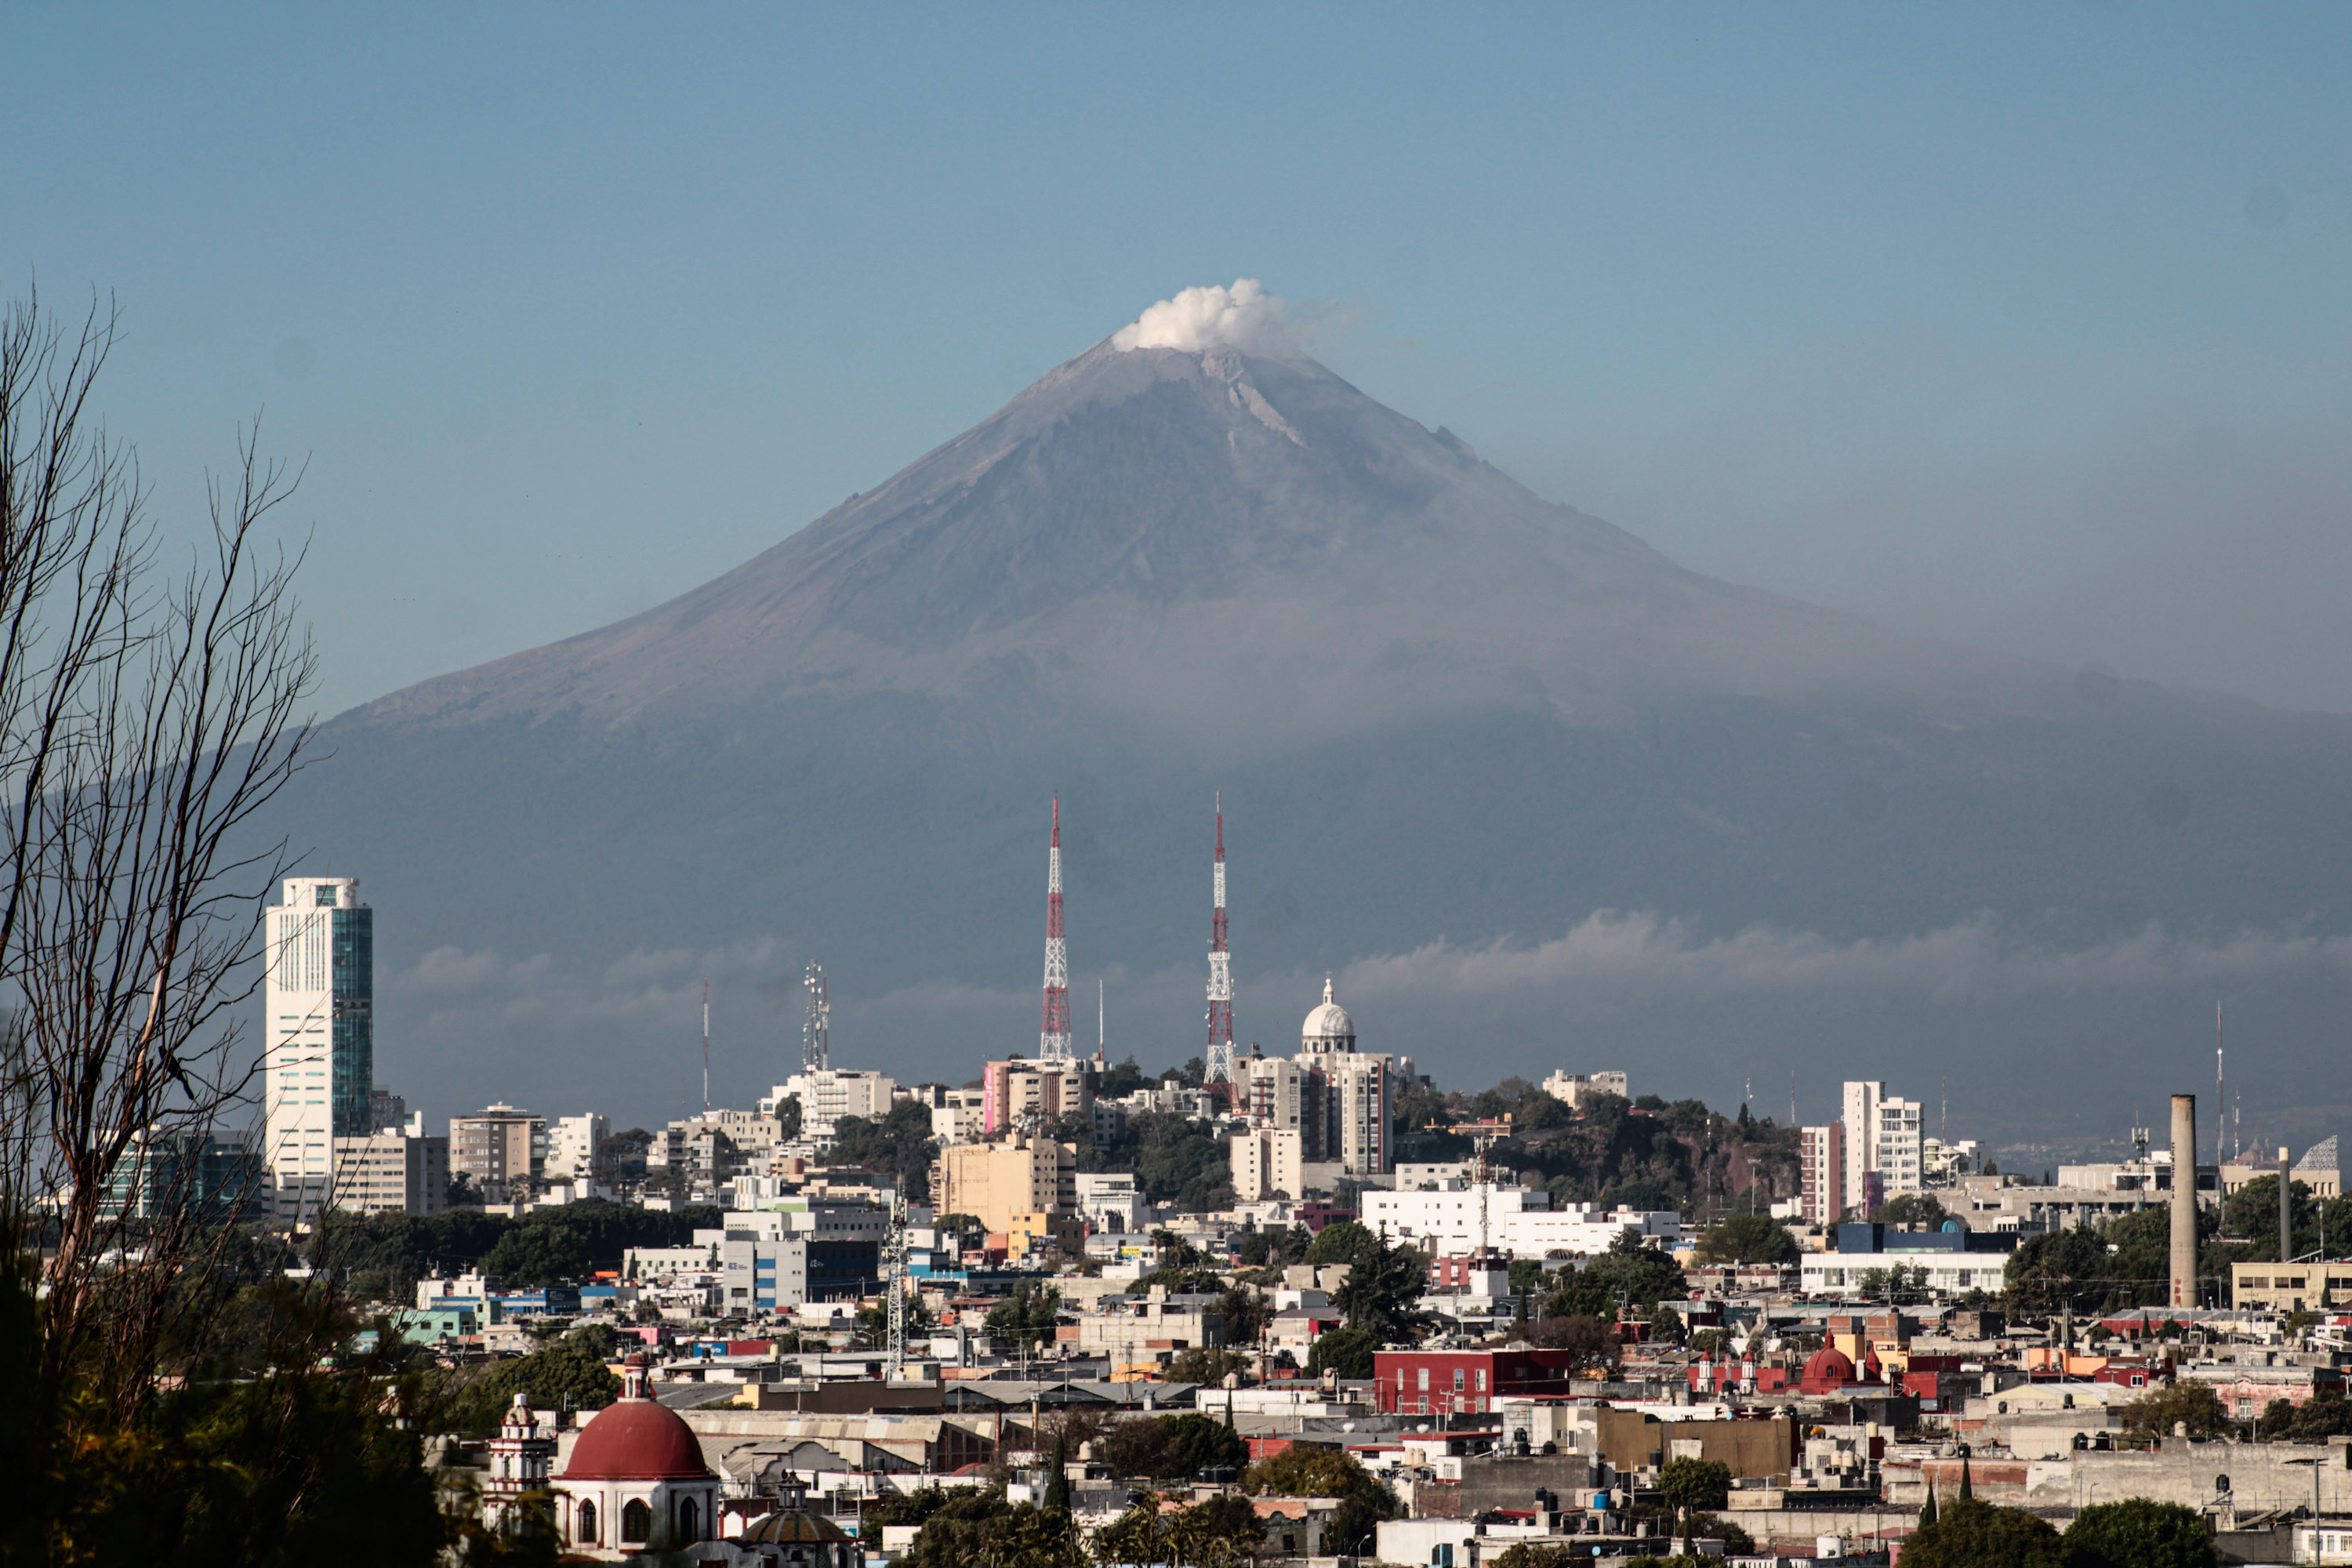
[1372,1348,1579,1416]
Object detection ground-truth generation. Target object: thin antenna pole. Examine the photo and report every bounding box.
[1040,797,1072,1060]
[2217,1000,2226,1168]
[702,977,711,1116]
[1098,978,1105,1057]
[1789,1072,1796,1130]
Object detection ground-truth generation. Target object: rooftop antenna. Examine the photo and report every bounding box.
[2217,1001,2226,1167]
[1940,1079,1947,1143]
[701,977,710,1116]
[1789,1071,1796,1130]
[1098,978,1105,1060]
[1040,797,1073,1062]
[802,962,830,1073]
[1206,793,1236,1086]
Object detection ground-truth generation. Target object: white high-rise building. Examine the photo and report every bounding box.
[1800,1123,1845,1225]
[1838,1080,1925,1215]
[263,877,373,1224]
[1876,1097,1925,1196]
[546,1113,610,1181]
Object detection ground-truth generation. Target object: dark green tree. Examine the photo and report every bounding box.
[441,1329,622,1435]
[2061,1498,2216,1568]
[1900,1498,2063,1568]
[1305,1326,1380,1380]
[1099,1413,1247,1480]
[2116,1383,2230,1441]
[1304,1220,1375,1266]
[1334,1229,1427,1341]
[1657,1456,1730,1513]
[1691,1213,1800,1265]
[1871,1192,1949,1229]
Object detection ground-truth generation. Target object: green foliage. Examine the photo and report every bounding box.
[1657,1455,1729,1513]
[1691,1212,1799,1265]
[1545,1232,1686,1316]
[1134,1268,1225,1296]
[826,1100,940,1202]
[1241,1442,1392,1511]
[1079,1112,1234,1210]
[1871,1192,1949,1229]
[2259,1388,2352,1441]
[1094,1490,1261,1568]
[1900,1497,2064,1568]
[773,1095,803,1142]
[1304,1219,1374,1267]
[477,1224,593,1290]
[982,1282,1061,1345]
[2061,1497,2216,1568]
[441,1329,622,1435]
[1333,1229,1428,1341]
[0,1262,446,1568]
[2117,1382,2231,1441]
[1305,1326,1379,1380]
[312,1199,721,1302]
[1236,1225,1311,1269]
[1099,1413,1248,1480]
[1165,1345,1254,1385]
[1098,1056,1149,1099]
[1528,1312,1618,1367]
[905,1486,1081,1568]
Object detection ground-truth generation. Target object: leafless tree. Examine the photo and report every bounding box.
[0,287,317,1426]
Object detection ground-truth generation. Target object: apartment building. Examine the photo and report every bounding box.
[545,1112,609,1181]
[935,1135,1076,1236]
[1541,1070,1629,1108]
[1230,1126,1304,1203]
[329,1127,450,1215]
[979,1058,1093,1137]
[448,1104,546,1201]
[1801,1123,1846,1225]
[760,1068,898,1140]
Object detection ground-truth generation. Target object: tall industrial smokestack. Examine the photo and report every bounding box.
[2170,1094,2198,1309]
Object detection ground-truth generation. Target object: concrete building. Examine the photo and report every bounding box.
[1231,1126,1304,1203]
[1801,1123,1845,1225]
[1541,1070,1628,1108]
[935,1135,1076,1235]
[1838,1080,1924,1214]
[450,1104,546,1202]
[1230,978,1392,1179]
[263,876,374,1224]
[1066,1291,1226,1358]
[2231,1258,2352,1313]
[978,1058,1092,1137]
[717,1233,880,1314]
[1359,1184,1681,1257]
[100,1129,263,1222]
[760,1069,897,1141]
[1075,1171,1149,1233]
[328,1127,449,1214]
[546,1113,610,1181]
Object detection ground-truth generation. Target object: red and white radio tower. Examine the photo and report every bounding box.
[1040,797,1073,1061]
[1206,793,1236,1085]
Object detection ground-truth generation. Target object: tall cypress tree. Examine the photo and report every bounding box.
[1919,1485,1939,1527]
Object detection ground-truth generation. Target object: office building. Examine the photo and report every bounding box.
[100,1128,264,1223]
[328,1127,450,1215]
[1801,1123,1846,1225]
[1230,1126,1303,1203]
[546,1112,609,1181]
[759,1068,896,1140]
[449,1104,546,1201]
[263,877,374,1224]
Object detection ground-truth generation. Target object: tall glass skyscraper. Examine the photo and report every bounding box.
[263,877,373,1222]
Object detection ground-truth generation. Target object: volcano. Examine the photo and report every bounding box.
[285,296,2352,1121]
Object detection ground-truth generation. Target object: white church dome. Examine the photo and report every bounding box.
[1301,975,1355,1051]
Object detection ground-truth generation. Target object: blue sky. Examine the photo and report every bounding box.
[9,4,2351,715]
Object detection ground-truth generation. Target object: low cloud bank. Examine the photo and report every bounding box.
[1336,910,2352,1005]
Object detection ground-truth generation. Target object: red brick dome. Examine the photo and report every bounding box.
[557,1359,712,1481]
[1801,1346,1857,1392]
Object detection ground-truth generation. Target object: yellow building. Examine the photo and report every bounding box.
[2232,1260,2352,1312]
[936,1135,1077,1237]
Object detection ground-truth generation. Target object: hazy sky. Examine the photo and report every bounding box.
[10,5,2351,717]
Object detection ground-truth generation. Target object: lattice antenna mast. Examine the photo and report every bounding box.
[1040,797,1073,1061]
[885,1188,909,1368]
[1206,793,1236,1085]
[802,962,830,1073]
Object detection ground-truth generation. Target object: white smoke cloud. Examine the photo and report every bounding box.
[1112,278,1305,354]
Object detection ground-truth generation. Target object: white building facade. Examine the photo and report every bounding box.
[547,1113,610,1181]
[1359,1183,1682,1257]
[264,877,374,1224]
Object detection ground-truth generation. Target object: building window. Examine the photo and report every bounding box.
[1417,1368,1429,1391]
[577,1501,597,1544]
[1454,1369,1465,1392]
[677,1497,699,1542]
[622,1500,651,1543]
[315,884,338,906]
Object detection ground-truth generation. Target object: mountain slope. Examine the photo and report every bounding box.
[280,325,2352,1122]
